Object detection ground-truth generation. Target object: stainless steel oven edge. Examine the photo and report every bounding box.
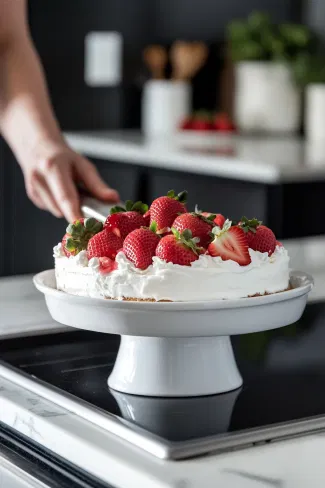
[1,361,325,461]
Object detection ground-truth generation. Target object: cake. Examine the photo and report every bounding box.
[54,190,290,301]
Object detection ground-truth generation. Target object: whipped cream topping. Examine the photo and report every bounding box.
[54,243,290,301]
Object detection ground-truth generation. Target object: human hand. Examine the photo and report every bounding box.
[20,141,119,222]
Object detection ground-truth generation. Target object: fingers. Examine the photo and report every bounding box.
[33,176,63,218]
[25,173,62,217]
[45,162,82,222]
[75,157,120,202]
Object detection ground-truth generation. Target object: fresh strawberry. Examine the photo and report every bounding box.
[143,210,150,227]
[172,211,215,248]
[179,116,194,130]
[105,200,148,239]
[276,240,283,247]
[98,257,118,274]
[191,119,212,131]
[240,217,276,256]
[191,111,213,131]
[214,213,226,228]
[123,223,160,269]
[62,233,74,258]
[208,220,251,266]
[156,228,202,266]
[87,229,123,260]
[150,190,187,233]
[213,112,236,132]
[200,212,226,229]
[62,218,103,257]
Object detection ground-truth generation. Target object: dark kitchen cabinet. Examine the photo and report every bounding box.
[0,149,142,277]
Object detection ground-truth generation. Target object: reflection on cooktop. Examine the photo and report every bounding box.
[1,302,325,442]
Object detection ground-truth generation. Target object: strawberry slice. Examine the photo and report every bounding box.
[208,220,251,266]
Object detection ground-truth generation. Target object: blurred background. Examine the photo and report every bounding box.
[1,0,325,276]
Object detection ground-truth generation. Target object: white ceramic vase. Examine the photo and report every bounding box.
[234,62,301,133]
[141,80,191,138]
[305,84,325,141]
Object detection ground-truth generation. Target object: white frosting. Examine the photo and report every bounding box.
[54,244,290,301]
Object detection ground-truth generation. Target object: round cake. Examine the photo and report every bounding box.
[54,191,290,302]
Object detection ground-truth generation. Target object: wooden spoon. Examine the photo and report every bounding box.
[170,41,208,81]
[143,45,167,80]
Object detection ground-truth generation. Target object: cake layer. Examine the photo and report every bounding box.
[54,244,290,302]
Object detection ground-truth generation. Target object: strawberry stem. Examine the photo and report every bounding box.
[171,227,202,255]
[110,201,149,215]
[166,190,188,204]
[240,216,262,234]
[149,221,158,233]
[64,218,103,254]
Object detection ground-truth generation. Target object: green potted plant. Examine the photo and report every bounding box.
[227,11,314,133]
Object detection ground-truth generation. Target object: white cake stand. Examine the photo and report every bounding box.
[34,270,313,397]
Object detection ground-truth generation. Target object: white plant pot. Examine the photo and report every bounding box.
[234,62,301,133]
[305,84,325,141]
[141,80,191,138]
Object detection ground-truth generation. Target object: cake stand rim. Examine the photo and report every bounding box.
[33,269,313,311]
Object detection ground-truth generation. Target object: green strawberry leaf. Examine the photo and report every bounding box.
[149,221,158,233]
[240,216,262,233]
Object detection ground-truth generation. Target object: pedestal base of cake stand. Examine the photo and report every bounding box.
[33,269,314,398]
[108,335,242,397]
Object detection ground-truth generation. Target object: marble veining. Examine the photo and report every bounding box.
[223,469,283,487]
[12,414,43,440]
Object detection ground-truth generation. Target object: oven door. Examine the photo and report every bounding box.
[0,424,115,488]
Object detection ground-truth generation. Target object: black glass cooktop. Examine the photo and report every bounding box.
[2,302,325,445]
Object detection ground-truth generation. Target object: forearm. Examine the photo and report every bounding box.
[0,34,64,166]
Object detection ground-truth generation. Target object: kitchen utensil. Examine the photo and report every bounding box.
[170,41,208,81]
[143,45,167,80]
[34,270,313,397]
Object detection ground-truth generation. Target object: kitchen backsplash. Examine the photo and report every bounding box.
[28,0,302,131]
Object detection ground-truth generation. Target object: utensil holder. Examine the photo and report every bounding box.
[142,80,191,137]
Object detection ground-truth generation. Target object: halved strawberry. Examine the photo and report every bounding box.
[105,200,149,240]
[62,218,103,257]
[150,190,187,233]
[172,211,215,248]
[208,220,251,266]
[87,229,123,260]
[123,223,160,269]
[239,217,276,256]
[155,228,202,266]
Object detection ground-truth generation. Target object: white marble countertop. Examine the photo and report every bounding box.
[65,130,325,184]
[1,364,325,487]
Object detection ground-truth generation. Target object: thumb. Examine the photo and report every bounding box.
[75,157,120,202]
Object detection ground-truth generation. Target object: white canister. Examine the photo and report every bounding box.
[234,62,301,133]
[141,80,191,137]
[305,84,325,141]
